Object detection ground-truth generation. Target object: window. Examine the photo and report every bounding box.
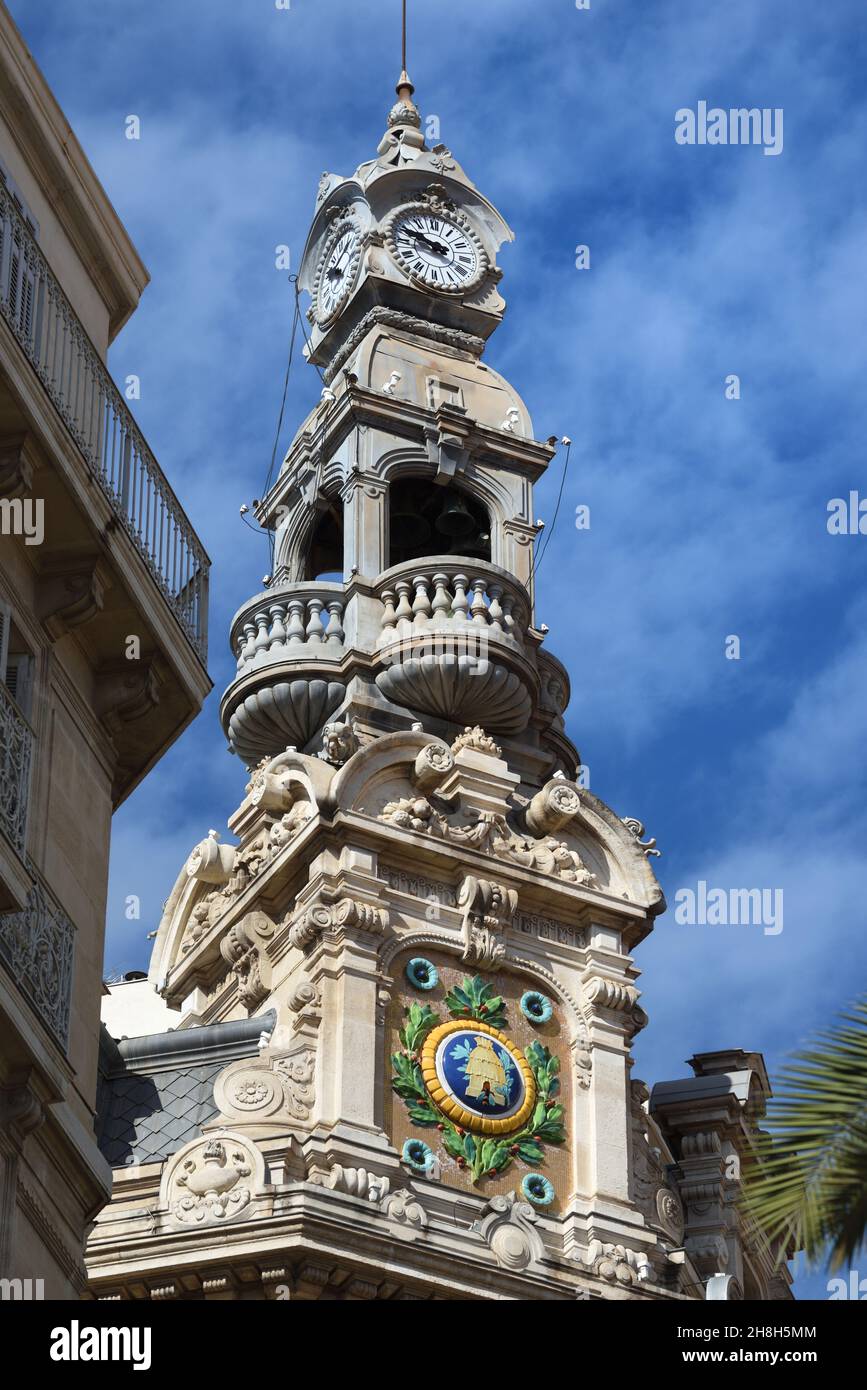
[0,604,34,719]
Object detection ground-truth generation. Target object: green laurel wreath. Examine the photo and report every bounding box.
[390,974,565,1185]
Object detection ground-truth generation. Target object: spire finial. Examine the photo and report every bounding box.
[387,0,420,131]
[397,0,415,98]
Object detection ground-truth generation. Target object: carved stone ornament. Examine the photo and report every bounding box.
[656,1187,685,1241]
[457,874,517,968]
[378,797,598,886]
[162,1133,265,1227]
[451,726,502,758]
[412,741,455,792]
[472,1192,545,1272]
[213,1046,316,1125]
[583,1240,651,1288]
[584,977,640,1013]
[525,780,581,838]
[317,719,358,766]
[219,910,277,1009]
[310,1166,429,1239]
[289,894,388,950]
[621,817,661,858]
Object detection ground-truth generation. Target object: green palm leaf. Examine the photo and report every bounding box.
[742,996,867,1271]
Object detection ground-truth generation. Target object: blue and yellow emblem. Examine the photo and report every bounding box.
[421,1019,536,1135]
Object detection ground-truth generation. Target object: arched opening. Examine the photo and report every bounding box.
[388,478,491,568]
[304,500,344,580]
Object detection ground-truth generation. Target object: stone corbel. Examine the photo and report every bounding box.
[96,660,164,734]
[583,975,640,1015]
[288,894,388,951]
[0,433,37,498]
[220,910,277,1010]
[457,874,517,968]
[430,408,471,483]
[37,557,110,639]
[287,975,322,1029]
[0,1079,46,1148]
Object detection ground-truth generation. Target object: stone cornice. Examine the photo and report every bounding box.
[0,4,148,341]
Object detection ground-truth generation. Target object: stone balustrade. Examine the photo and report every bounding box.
[231,584,347,675]
[376,561,529,650]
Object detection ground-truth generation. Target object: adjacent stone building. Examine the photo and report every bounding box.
[86,71,791,1301]
[0,3,210,1297]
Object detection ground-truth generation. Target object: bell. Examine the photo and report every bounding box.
[435,492,475,539]
[391,510,431,548]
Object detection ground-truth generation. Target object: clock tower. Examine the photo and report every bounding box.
[88,65,792,1304]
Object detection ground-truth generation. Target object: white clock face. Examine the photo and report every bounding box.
[316,223,361,323]
[391,210,484,292]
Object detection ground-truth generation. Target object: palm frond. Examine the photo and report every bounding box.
[742,997,867,1271]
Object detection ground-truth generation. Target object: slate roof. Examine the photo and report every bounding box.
[96,1011,275,1168]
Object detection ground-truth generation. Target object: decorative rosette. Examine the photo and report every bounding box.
[520,990,553,1025]
[402,1138,435,1173]
[521,1172,555,1207]
[406,957,439,991]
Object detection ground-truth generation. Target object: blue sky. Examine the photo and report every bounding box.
[11,0,867,1298]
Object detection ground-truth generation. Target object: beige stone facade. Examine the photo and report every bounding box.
[81,70,794,1302]
[0,3,210,1299]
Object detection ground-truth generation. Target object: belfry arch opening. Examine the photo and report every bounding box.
[304,499,344,580]
[388,478,491,568]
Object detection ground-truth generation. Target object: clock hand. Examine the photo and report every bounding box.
[414,232,452,260]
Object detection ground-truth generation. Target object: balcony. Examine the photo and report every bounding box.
[0,183,209,664]
[222,582,349,765]
[0,867,74,1047]
[0,678,33,910]
[373,558,539,735]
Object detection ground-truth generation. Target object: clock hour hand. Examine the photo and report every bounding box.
[414,231,451,260]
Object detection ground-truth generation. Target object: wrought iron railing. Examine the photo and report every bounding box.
[0,678,33,857]
[0,183,209,663]
[0,867,74,1047]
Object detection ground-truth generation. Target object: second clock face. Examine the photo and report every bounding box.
[391,209,484,293]
[315,222,361,323]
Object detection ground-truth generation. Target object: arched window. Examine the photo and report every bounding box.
[304,500,344,580]
[388,478,491,568]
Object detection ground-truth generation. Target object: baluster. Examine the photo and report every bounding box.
[411,575,432,624]
[253,610,271,658]
[451,573,469,623]
[380,589,397,636]
[306,598,326,643]
[325,601,345,645]
[488,584,504,632]
[470,578,489,624]
[431,573,451,624]
[238,621,257,669]
[286,599,306,643]
[395,580,414,632]
[268,603,288,649]
[501,593,516,641]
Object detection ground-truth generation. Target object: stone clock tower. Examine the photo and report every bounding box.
[88,72,791,1303]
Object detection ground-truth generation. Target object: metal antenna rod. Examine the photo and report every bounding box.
[402,0,407,73]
